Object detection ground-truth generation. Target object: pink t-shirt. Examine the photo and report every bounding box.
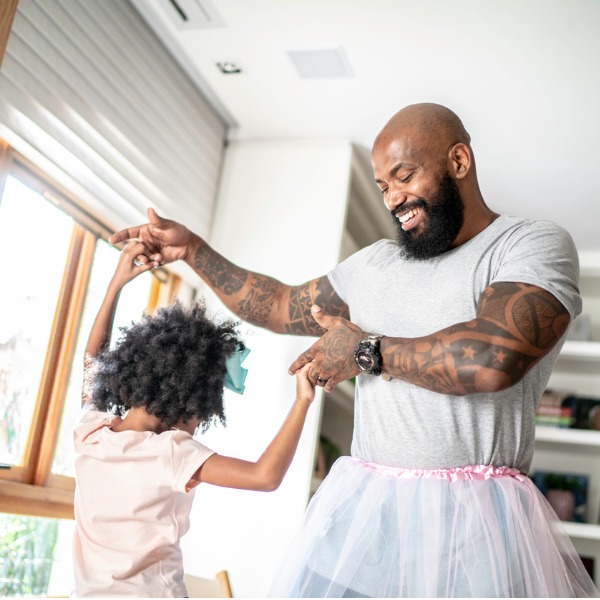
[72,408,215,598]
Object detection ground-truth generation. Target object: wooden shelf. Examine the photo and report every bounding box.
[535,426,600,447]
[561,521,600,541]
[559,341,600,361]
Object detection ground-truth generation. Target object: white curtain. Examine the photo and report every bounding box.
[0,0,226,238]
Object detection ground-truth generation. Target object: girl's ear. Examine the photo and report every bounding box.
[448,143,471,179]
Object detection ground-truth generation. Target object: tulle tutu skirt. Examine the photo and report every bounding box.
[269,457,599,598]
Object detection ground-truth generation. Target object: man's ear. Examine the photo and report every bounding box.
[448,143,471,179]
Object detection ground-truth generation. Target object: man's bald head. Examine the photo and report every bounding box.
[372,103,471,163]
[371,103,496,255]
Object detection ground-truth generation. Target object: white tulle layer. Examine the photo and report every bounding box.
[269,457,599,598]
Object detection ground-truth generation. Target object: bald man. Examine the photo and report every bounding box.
[110,104,597,597]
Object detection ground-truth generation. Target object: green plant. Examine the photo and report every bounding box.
[0,514,58,596]
[543,473,581,492]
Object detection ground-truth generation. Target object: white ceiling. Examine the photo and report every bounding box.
[130,0,600,253]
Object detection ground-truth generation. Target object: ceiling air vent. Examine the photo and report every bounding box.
[287,47,354,79]
[162,0,226,30]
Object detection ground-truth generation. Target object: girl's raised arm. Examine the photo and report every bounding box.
[82,241,156,404]
[193,364,315,492]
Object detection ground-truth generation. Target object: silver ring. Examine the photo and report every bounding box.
[316,376,327,384]
[134,259,144,267]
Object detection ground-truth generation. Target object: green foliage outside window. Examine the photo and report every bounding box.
[0,514,58,596]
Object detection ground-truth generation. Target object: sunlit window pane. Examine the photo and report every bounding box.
[0,512,74,596]
[51,240,152,476]
[0,177,73,467]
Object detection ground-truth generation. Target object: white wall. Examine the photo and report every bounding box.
[180,140,355,597]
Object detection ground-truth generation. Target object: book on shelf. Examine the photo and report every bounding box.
[565,396,600,430]
[535,406,573,428]
[536,389,600,431]
[536,389,574,428]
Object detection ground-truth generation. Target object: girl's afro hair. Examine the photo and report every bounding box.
[88,300,244,430]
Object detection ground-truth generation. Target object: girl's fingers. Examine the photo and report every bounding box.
[138,261,157,272]
[297,363,312,375]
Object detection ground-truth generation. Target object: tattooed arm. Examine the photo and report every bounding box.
[380,282,570,395]
[188,235,348,334]
[290,282,570,395]
[108,208,349,335]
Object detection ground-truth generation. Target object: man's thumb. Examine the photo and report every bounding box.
[147,207,163,224]
[311,304,328,324]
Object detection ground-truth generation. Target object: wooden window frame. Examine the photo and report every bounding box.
[0,143,180,519]
[0,0,18,69]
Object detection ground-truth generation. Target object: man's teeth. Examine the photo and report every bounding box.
[398,207,420,223]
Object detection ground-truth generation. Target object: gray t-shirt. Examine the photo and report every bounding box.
[328,215,581,473]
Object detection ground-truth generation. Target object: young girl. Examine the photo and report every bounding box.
[72,240,315,598]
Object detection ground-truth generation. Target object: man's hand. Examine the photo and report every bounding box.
[288,305,364,392]
[108,207,195,266]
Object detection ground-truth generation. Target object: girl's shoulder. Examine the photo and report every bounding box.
[74,408,121,445]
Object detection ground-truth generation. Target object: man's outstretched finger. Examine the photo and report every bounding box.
[108,225,142,246]
[288,351,314,375]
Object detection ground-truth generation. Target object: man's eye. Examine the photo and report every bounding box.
[379,188,388,195]
[399,173,414,183]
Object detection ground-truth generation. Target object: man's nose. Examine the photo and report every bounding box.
[384,189,407,214]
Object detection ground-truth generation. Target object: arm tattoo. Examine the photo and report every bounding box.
[476,282,569,348]
[194,243,278,327]
[237,276,277,326]
[383,282,570,395]
[286,283,320,335]
[194,243,246,295]
[314,277,349,319]
[285,277,349,335]
[194,241,350,336]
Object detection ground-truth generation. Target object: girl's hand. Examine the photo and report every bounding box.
[109,240,158,289]
[84,242,157,366]
[195,361,316,492]
[295,363,316,405]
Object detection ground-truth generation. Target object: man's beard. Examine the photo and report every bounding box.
[393,173,464,260]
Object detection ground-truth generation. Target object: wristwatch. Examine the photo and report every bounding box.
[354,334,384,376]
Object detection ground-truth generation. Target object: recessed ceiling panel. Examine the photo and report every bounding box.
[287,48,353,79]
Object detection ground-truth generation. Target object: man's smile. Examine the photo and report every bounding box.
[396,206,423,230]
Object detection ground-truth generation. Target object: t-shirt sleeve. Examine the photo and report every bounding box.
[168,430,215,493]
[492,220,582,320]
[73,409,119,447]
[328,240,390,304]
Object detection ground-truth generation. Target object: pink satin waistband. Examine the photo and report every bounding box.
[351,458,525,483]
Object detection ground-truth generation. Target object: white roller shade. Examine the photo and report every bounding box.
[0,0,226,237]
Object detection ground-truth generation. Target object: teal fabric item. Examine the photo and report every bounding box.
[223,345,250,394]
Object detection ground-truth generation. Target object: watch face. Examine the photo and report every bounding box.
[356,351,374,371]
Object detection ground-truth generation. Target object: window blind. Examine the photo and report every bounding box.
[0,0,226,239]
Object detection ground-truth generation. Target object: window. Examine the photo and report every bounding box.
[0,142,182,519]
[0,513,73,596]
